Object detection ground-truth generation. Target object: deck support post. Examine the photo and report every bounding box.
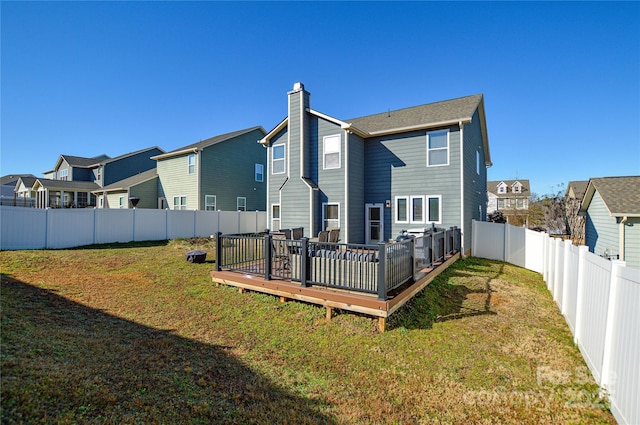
[215,232,222,271]
[326,306,333,321]
[264,233,272,281]
[377,242,387,300]
[378,317,386,333]
[300,237,309,287]
[280,296,288,303]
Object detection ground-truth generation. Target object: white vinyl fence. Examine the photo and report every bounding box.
[0,206,267,250]
[472,220,640,425]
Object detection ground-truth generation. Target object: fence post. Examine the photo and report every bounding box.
[44,208,49,249]
[264,233,272,281]
[600,259,625,389]
[561,239,573,315]
[574,245,589,345]
[377,242,387,300]
[215,232,222,272]
[300,237,308,287]
[503,222,509,263]
[410,237,416,281]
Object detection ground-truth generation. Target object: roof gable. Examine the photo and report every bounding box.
[98,169,158,192]
[581,176,640,216]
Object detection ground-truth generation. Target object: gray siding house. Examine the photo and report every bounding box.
[153,126,267,211]
[260,83,491,254]
[35,148,164,208]
[580,176,640,270]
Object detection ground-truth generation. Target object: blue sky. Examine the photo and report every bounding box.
[2,1,638,196]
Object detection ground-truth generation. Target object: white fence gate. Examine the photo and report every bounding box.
[0,206,267,250]
[472,220,640,425]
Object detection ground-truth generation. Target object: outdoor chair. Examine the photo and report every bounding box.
[328,228,340,243]
[272,233,290,273]
[317,231,329,243]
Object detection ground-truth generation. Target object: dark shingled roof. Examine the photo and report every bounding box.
[566,180,589,200]
[99,169,158,192]
[346,94,483,135]
[34,179,100,191]
[585,176,640,216]
[1,174,36,185]
[487,180,530,197]
[162,126,266,155]
[60,155,103,168]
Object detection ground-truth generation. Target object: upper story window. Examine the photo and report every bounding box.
[188,154,196,174]
[323,134,341,169]
[272,144,285,174]
[237,197,247,211]
[498,184,507,194]
[59,169,69,181]
[255,164,264,182]
[476,151,481,175]
[426,130,449,167]
[205,195,216,211]
[512,183,522,194]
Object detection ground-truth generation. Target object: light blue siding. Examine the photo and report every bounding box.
[623,218,640,269]
[103,148,163,186]
[130,177,159,209]
[365,127,461,241]
[585,191,619,257]
[462,110,488,252]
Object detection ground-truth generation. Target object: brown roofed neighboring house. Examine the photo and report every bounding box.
[486,180,531,227]
[579,176,640,269]
[565,181,589,244]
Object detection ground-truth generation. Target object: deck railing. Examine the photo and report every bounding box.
[215,227,460,300]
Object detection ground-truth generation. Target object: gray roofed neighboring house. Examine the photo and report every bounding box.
[34,178,101,191]
[579,176,640,269]
[94,169,160,209]
[566,180,589,201]
[1,174,36,186]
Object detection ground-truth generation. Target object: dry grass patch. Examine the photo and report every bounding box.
[1,243,614,424]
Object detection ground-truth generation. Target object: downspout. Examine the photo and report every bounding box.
[459,121,465,256]
[344,129,349,243]
[619,216,628,261]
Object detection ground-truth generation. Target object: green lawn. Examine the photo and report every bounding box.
[1,239,614,424]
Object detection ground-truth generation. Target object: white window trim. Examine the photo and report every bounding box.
[426,195,442,224]
[476,151,481,175]
[173,195,187,210]
[323,134,341,170]
[426,129,450,167]
[271,204,281,231]
[322,202,340,231]
[188,154,196,174]
[395,196,409,224]
[255,164,264,182]
[237,197,247,212]
[119,196,125,209]
[272,144,286,175]
[205,195,216,211]
[410,195,424,224]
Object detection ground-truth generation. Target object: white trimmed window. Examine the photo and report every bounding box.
[271,204,280,231]
[323,134,341,169]
[498,184,507,194]
[119,196,125,209]
[427,130,449,167]
[173,196,187,210]
[188,154,196,174]
[272,144,285,174]
[395,196,409,223]
[426,195,442,224]
[322,203,340,230]
[59,169,69,181]
[476,151,481,175]
[410,196,424,224]
[513,183,522,194]
[255,164,264,182]
[205,195,216,211]
[237,197,246,211]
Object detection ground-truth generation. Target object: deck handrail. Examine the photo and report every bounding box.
[215,226,461,300]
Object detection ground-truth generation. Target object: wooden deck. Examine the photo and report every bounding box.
[211,252,460,332]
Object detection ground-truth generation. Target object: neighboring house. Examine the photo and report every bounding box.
[487,180,530,226]
[153,126,267,211]
[259,83,491,253]
[579,176,640,270]
[565,180,588,244]
[36,147,164,208]
[1,174,36,206]
[93,169,159,209]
